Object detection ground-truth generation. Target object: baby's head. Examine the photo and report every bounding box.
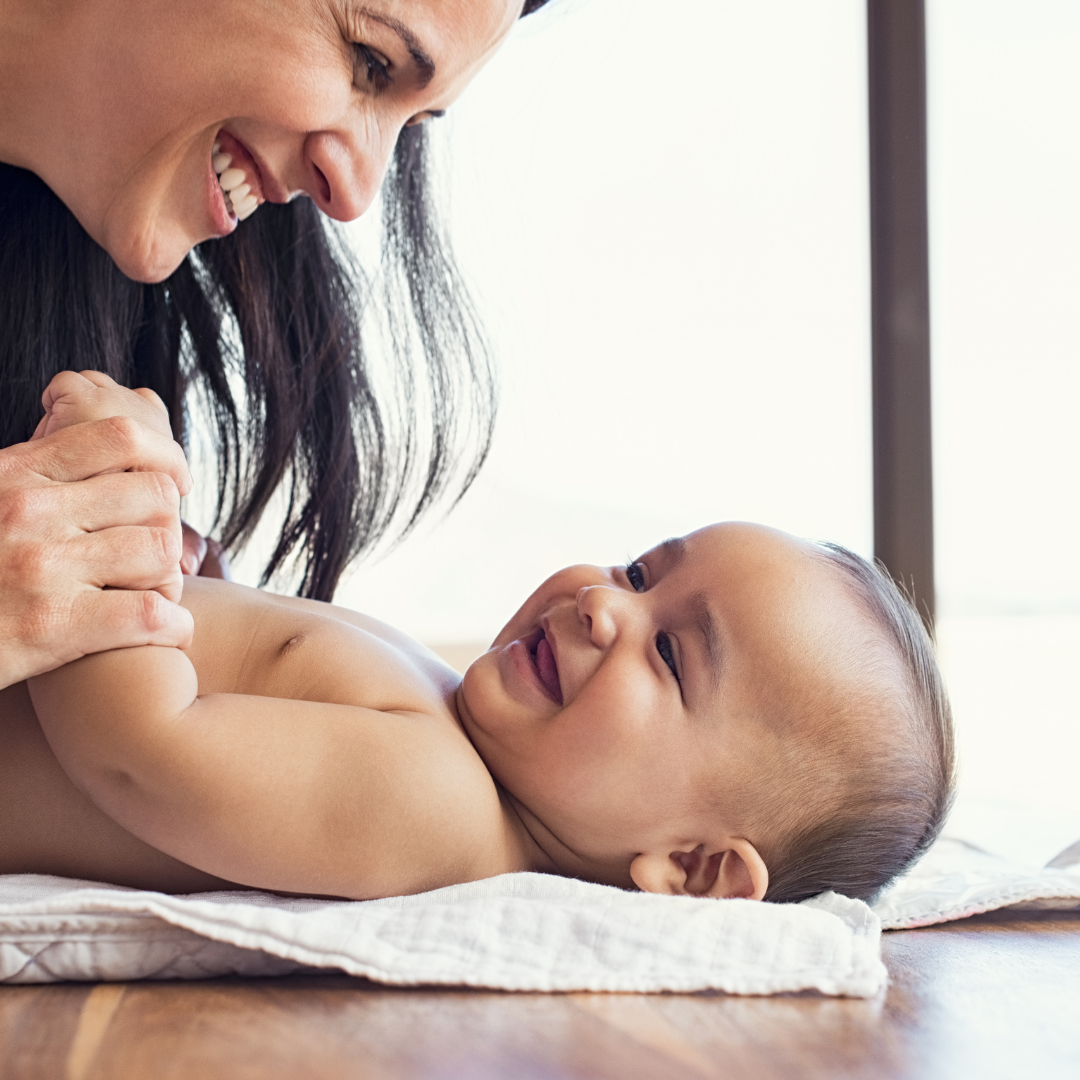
[457,522,954,903]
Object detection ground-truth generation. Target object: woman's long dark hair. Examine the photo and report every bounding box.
[0,0,552,602]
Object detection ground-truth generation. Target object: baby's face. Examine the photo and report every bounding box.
[457,522,869,889]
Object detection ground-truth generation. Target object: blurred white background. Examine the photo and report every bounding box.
[336,0,875,640]
[222,0,1079,859]
[926,0,1080,857]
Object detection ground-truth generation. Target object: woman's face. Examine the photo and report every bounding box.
[39,0,521,282]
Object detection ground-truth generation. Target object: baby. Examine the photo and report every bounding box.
[0,373,955,904]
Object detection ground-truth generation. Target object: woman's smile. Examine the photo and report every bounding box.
[210,131,271,225]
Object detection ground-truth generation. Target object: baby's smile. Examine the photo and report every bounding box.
[528,629,562,704]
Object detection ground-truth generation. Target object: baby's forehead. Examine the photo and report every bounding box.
[673,518,842,596]
[674,524,882,695]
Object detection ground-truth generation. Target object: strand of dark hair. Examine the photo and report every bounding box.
[0,0,553,601]
[0,124,494,601]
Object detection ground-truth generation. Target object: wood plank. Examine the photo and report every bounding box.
[0,909,1077,1079]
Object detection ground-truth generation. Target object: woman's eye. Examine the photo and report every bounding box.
[354,44,392,90]
[625,561,646,592]
[656,632,680,682]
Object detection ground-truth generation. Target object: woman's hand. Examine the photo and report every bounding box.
[0,372,196,689]
[38,369,230,581]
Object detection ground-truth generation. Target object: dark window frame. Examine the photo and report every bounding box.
[868,0,935,627]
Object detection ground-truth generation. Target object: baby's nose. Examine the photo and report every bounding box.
[576,585,621,649]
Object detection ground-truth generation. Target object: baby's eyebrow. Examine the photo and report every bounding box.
[656,536,688,566]
[689,590,722,691]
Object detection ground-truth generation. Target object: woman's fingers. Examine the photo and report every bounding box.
[61,589,195,671]
[77,526,185,602]
[2,587,194,686]
[0,518,185,604]
[0,418,196,687]
[13,417,193,496]
[57,471,183,537]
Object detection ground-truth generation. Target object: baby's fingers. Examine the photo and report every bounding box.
[39,371,174,442]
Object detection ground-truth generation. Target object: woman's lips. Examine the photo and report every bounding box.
[206,155,236,236]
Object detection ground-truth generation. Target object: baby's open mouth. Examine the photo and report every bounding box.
[529,629,563,705]
[212,132,262,222]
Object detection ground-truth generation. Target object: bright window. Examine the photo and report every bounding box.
[928,0,1080,856]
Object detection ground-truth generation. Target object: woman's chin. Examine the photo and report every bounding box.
[99,211,201,284]
[109,239,189,284]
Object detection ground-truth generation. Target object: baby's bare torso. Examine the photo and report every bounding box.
[0,579,472,891]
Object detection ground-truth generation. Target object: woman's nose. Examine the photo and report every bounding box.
[301,126,396,222]
[576,585,625,649]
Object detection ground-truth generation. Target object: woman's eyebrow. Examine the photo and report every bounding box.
[357,8,436,87]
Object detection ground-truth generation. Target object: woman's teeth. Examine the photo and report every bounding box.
[212,142,260,222]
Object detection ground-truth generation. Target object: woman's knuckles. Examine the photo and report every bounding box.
[0,536,61,591]
[99,413,149,459]
[96,524,183,575]
[0,483,55,533]
[70,590,193,651]
[137,588,175,635]
[7,420,192,494]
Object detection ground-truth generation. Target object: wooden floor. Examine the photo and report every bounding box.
[0,908,1077,1079]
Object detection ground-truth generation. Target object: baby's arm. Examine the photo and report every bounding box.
[27,646,507,898]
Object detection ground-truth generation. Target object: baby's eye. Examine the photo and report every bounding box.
[656,632,680,682]
[625,561,646,592]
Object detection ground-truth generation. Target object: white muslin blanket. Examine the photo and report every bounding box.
[872,834,1080,928]
[1,834,1075,994]
[0,873,884,996]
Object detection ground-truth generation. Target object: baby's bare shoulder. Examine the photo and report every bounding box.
[160,579,526,894]
[179,577,459,714]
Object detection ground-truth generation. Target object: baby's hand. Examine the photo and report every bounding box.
[32,370,173,443]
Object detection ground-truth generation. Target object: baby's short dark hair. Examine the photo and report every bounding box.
[761,543,955,904]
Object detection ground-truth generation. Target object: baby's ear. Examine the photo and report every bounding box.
[630,841,768,901]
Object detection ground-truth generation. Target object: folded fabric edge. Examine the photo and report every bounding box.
[0,887,887,997]
[880,886,1080,930]
[108,896,891,996]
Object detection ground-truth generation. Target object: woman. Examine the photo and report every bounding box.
[0,0,549,689]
